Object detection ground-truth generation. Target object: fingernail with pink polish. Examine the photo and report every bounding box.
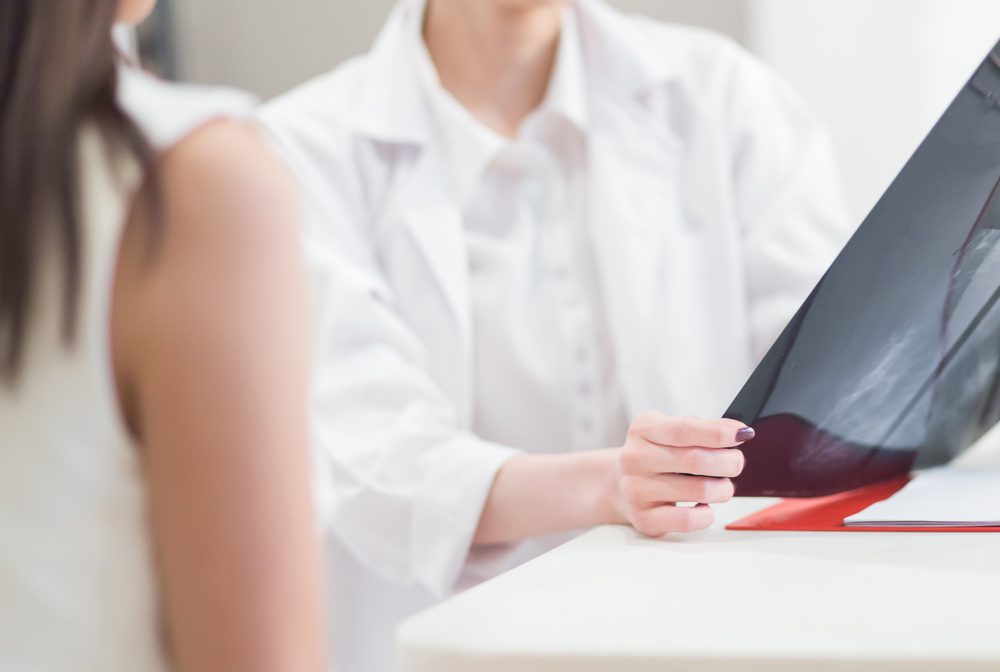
[735,427,755,442]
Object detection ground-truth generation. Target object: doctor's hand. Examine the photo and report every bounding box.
[613,413,752,536]
[473,414,753,547]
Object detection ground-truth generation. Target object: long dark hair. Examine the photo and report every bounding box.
[0,0,155,381]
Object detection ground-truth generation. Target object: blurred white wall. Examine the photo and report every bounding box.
[169,0,1000,221]
[171,1,746,100]
[748,0,1000,219]
[172,1,393,101]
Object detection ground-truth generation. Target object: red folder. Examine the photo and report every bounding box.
[727,476,1000,532]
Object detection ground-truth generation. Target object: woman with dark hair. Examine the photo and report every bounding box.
[0,1,325,670]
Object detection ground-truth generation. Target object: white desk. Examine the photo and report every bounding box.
[397,448,1000,672]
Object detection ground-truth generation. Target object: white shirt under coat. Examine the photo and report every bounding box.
[415,11,630,467]
[260,0,853,669]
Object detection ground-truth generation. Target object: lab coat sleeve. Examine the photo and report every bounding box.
[262,115,520,597]
[304,234,519,597]
[724,46,855,360]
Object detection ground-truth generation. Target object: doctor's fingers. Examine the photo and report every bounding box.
[628,412,752,449]
[631,503,715,537]
[620,442,745,478]
[622,473,735,507]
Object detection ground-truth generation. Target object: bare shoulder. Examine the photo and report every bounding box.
[163,118,290,186]
[138,117,305,316]
[157,119,299,251]
[113,119,305,396]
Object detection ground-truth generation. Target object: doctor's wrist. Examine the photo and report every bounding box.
[582,448,628,526]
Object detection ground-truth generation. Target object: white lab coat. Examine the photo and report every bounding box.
[260,0,852,669]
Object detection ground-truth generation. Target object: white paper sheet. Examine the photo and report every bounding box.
[844,466,1000,527]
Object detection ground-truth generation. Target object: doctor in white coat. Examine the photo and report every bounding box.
[261,0,852,668]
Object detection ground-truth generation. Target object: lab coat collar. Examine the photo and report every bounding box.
[573,0,684,97]
[540,8,590,133]
[351,0,430,145]
[352,0,680,147]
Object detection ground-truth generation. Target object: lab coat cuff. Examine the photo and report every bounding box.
[413,438,520,598]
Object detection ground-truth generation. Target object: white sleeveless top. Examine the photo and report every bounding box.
[0,67,252,671]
